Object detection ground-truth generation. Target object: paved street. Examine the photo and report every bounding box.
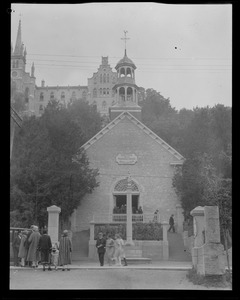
[10,268,231,290]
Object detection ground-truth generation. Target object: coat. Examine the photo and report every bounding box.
[38,234,52,263]
[96,237,106,254]
[26,231,41,262]
[58,236,72,265]
[18,235,27,258]
[12,234,21,249]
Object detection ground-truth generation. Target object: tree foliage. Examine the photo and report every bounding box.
[10,99,101,228]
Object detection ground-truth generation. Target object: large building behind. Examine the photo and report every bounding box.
[11,20,145,118]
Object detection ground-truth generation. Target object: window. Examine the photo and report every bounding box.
[107,74,109,83]
[100,74,102,83]
[16,61,19,68]
[93,88,97,98]
[40,92,44,101]
[82,90,87,99]
[107,88,109,95]
[103,88,106,96]
[71,91,76,99]
[61,92,65,100]
[12,61,16,68]
[120,68,125,77]
[39,104,44,113]
[50,92,54,100]
[103,74,106,83]
[102,100,107,109]
[100,88,102,95]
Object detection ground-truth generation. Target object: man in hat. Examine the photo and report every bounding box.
[168,214,175,233]
[96,232,106,266]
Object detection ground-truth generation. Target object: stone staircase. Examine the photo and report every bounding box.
[167,232,192,262]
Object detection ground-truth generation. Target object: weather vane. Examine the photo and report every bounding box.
[121,30,130,52]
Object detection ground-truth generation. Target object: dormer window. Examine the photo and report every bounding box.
[50,91,54,100]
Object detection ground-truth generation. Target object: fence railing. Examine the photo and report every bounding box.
[92,213,161,224]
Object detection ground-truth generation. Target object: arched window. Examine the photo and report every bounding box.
[127,87,133,101]
[100,88,102,95]
[61,92,65,100]
[103,88,106,96]
[103,74,106,83]
[120,68,126,77]
[40,92,44,101]
[126,68,132,77]
[119,87,125,101]
[100,74,102,83]
[50,91,54,100]
[93,88,97,98]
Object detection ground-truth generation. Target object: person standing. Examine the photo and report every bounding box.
[105,234,115,266]
[96,232,106,266]
[168,214,175,233]
[113,233,127,266]
[38,229,52,271]
[58,230,72,271]
[12,230,21,266]
[25,225,35,267]
[18,230,28,267]
[26,226,41,268]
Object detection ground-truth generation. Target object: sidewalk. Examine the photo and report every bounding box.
[9,261,192,271]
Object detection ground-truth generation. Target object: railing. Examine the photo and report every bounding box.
[92,213,161,224]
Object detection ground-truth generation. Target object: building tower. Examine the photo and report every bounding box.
[110,31,141,121]
[11,19,36,116]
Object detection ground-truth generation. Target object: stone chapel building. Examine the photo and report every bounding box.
[69,48,185,256]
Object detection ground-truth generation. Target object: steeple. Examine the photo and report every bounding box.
[110,31,141,121]
[14,19,22,55]
[31,62,35,77]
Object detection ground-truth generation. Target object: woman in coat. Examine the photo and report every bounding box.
[18,231,28,267]
[26,226,41,268]
[58,230,72,271]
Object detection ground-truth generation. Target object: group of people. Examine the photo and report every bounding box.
[12,226,72,271]
[96,232,128,267]
[113,205,143,214]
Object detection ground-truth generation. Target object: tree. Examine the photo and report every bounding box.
[10,99,101,229]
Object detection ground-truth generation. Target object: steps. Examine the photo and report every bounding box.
[167,232,192,262]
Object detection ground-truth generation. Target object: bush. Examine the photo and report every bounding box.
[94,222,163,240]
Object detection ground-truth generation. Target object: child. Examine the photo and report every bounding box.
[51,243,59,271]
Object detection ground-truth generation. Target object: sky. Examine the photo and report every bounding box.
[10,3,232,111]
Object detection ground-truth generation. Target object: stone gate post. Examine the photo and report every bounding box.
[47,205,61,244]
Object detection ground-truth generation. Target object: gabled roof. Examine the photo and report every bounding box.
[81,111,185,162]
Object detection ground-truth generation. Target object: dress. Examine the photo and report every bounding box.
[114,238,125,260]
[26,231,41,262]
[58,236,72,265]
[18,235,27,258]
[105,238,115,265]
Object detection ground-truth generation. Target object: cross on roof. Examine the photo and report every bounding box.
[121,30,130,52]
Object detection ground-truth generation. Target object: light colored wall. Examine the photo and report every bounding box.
[71,116,181,232]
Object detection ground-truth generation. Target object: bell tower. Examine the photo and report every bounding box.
[110,31,142,121]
